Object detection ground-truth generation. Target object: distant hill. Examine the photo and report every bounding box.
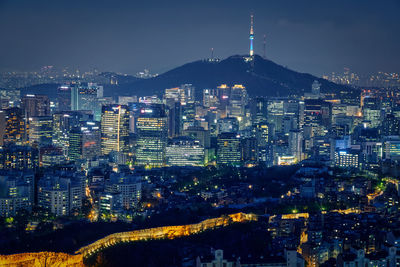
[99,72,141,84]
[18,55,356,99]
[20,83,60,99]
[106,55,355,98]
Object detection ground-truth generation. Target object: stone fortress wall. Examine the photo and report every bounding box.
[0,212,257,267]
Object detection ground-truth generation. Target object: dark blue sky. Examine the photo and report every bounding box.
[0,0,399,76]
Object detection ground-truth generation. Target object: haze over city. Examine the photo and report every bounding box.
[0,0,399,75]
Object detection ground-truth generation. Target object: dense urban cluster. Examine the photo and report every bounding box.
[1,54,400,266]
[0,66,157,90]
[323,68,400,88]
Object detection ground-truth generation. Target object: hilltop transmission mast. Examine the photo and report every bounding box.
[249,14,254,57]
[263,34,266,59]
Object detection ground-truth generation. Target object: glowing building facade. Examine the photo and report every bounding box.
[100,105,130,156]
[217,132,241,166]
[3,107,27,146]
[166,137,205,166]
[28,116,53,146]
[68,121,101,161]
[135,104,168,167]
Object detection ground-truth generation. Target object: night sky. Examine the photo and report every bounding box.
[0,0,399,76]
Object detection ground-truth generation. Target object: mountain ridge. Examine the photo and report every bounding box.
[18,55,357,99]
[105,54,355,98]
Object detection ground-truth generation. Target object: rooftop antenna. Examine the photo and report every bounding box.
[211,47,214,60]
[263,34,267,59]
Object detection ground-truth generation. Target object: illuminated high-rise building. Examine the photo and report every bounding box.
[228,84,248,127]
[164,84,195,105]
[28,116,53,147]
[135,104,168,167]
[100,105,130,156]
[183,126,211,148]
[166,137,205,166]
[71,83,103,121]
[362,98,381,129]
[165,84,196,133]
[166,101,181,138]
[52,111,93,149]
[21,94,50,119]
[57,84,72,111]
[217,132,241,166]
[0,110,5,146]
[250,97,268,125]
[104,173,142,210]
[0,174,34,217]
[383,138,400,161]
[0,145,39,170]
[241,137,258,165]
[289,129,303,162]
[253,121,272,165]
[217,117,239,134]
[3,107,27,146]
[203,88,219,108]
[217,84,231,117]
[0,89,20,108]
[382,113,400,136]
[303,99,332,138]
[38,175,83,216]
[164,87,185,104]
[68,121,101,161]
[181,101,196,131]
[334,149,359,169]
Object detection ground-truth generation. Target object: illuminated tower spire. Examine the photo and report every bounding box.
[249,14,254,57]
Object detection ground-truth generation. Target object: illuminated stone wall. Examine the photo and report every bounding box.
[0,212,257,266]
[0,252,83,267]
[77,212,257,257]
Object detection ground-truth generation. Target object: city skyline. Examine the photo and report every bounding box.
[2,2,400,266]
[0,0,400,76]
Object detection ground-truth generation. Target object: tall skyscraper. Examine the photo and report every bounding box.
[29,116,53,147]
[164,84,195,105]
[101,105,130,156]
[289,129,303,162]
[228,84,248,127]
[21,94,50,119]
[71,83,103,121]
[0,110,5,146]
[68,121,101,161]
[251,97,268,125]
[218,84,231,117]
[203,88,219,108]
[241,137,258,165]
[183,126,211,148]
[52,111,94,151]
[303,99,332,138]
[3,107,27,146]
[217,132,242,166]
[135,104,168,167]
[311,80,321,96]
[181,101,196,131]
[57,84,72,111]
